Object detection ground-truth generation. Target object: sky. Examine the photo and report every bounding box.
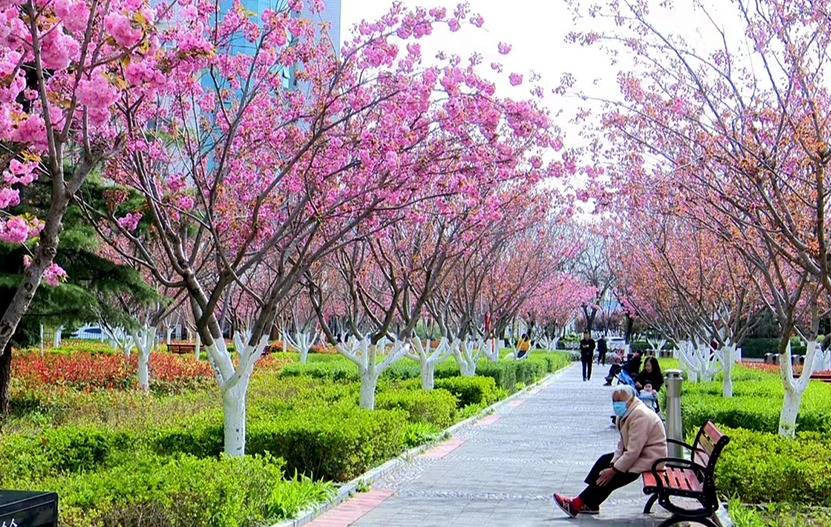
[339,1,598,110]
[338,0,750,127]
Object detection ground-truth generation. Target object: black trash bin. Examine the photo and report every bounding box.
[764,353,772,364]
[0,490,58,527]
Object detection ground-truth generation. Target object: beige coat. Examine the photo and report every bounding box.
[611,397,667,474]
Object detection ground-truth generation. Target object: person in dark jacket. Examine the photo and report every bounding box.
[603,351,642,386]
[635,357,663,395]
[596,336,608,365]
[579,331,596,381]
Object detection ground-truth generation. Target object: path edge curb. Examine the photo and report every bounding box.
[271,360,576,527]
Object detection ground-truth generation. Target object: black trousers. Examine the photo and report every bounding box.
[581,358,593,380]
[597,350,606,365]
[605,363,622,380]
[578,453,640,508]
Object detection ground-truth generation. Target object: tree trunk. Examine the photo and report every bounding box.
[0,341,11,415]
[721,346,734,398]
[222,381,248,456]
[779,386,802,438]
[52,326,62,348]
[359,367,378,409]
[421,362,435,390]
[138,350,150,391]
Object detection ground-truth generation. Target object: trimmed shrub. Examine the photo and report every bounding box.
[681,368,831,435]
[30,453,326,527]
[740,337,806,359]
[0,426,136,482]
[531,352,572,373]
[376,388,458,428]
[434,376,498,408]
[475,361,517,392]
[246,405,408,481]
[515,359,546,384]
[279,361,359,382]
[716,427,831,506]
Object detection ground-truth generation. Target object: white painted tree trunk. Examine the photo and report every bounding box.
[338,337,409,409]
[195,333,201,361]
[451,338,482,377]
[813,347,831,372]
[407,337,450,390]
[39,324,44,355]
[204,333,266,456]
[52,326,62,348]
[717,344,736,398]
[540,336,559,353]
[678,340,721,382]
[778,340,818,438]
[130,326,155,392]
[285,330,314,364]
[166,326,174,345]
[105,327,135,357]
[647,338,666,355]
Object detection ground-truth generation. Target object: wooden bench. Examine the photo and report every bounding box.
[642,421,730,527]
[167,342,196,354]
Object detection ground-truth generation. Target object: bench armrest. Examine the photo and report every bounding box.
[665,438,696,452]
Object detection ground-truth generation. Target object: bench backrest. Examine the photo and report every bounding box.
[691,421,730,504]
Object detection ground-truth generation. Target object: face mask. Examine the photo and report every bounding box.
[612,401,628,417]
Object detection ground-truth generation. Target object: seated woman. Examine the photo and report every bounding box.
[634,357,663,410]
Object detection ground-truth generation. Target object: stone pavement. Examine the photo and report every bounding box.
[309,363,673,527]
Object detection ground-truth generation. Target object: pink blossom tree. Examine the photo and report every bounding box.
[568,0,831,433]
[0,0,168,364]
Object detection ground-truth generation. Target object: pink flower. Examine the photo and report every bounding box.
[104,13,142,48]
[40,29,80,70]
[470,14,484,28]
[4,159,38,185]
[509,73,523,86]
[12,115,48,151]
[43,263,67,286]
[117,212,142,231]
[0,216,30,243]
[498,42,512,55]
[176,195,194,210]
[0,187,19,208]
[54,0,91,32]
[77,75,118,109]
[448,18,460,32]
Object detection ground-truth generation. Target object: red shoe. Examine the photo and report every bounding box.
[552,493,579,518]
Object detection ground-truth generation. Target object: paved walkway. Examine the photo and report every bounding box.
[309,363,673,527]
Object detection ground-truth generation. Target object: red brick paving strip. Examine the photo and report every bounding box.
[419,437,466,459]
[306,488,395,527]
[475,414,502,426]
[507,399,525,407]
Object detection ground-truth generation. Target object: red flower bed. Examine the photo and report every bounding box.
[739,360,831,376]
[13,352,215,392]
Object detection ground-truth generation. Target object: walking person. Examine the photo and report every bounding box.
[552,385,667,516]
[579,331,596,381]
[596,335,608,365]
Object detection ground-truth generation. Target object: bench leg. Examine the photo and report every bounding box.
[643,494,658,514]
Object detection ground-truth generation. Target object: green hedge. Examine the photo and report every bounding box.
[681,368,831,436]
[740,338,806,359]
[155,405,409,482]
[0,426,136,482]
[434,376,499,408]
[22,453,330,527]
[376,389,458,428]
[716,427,831,506]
